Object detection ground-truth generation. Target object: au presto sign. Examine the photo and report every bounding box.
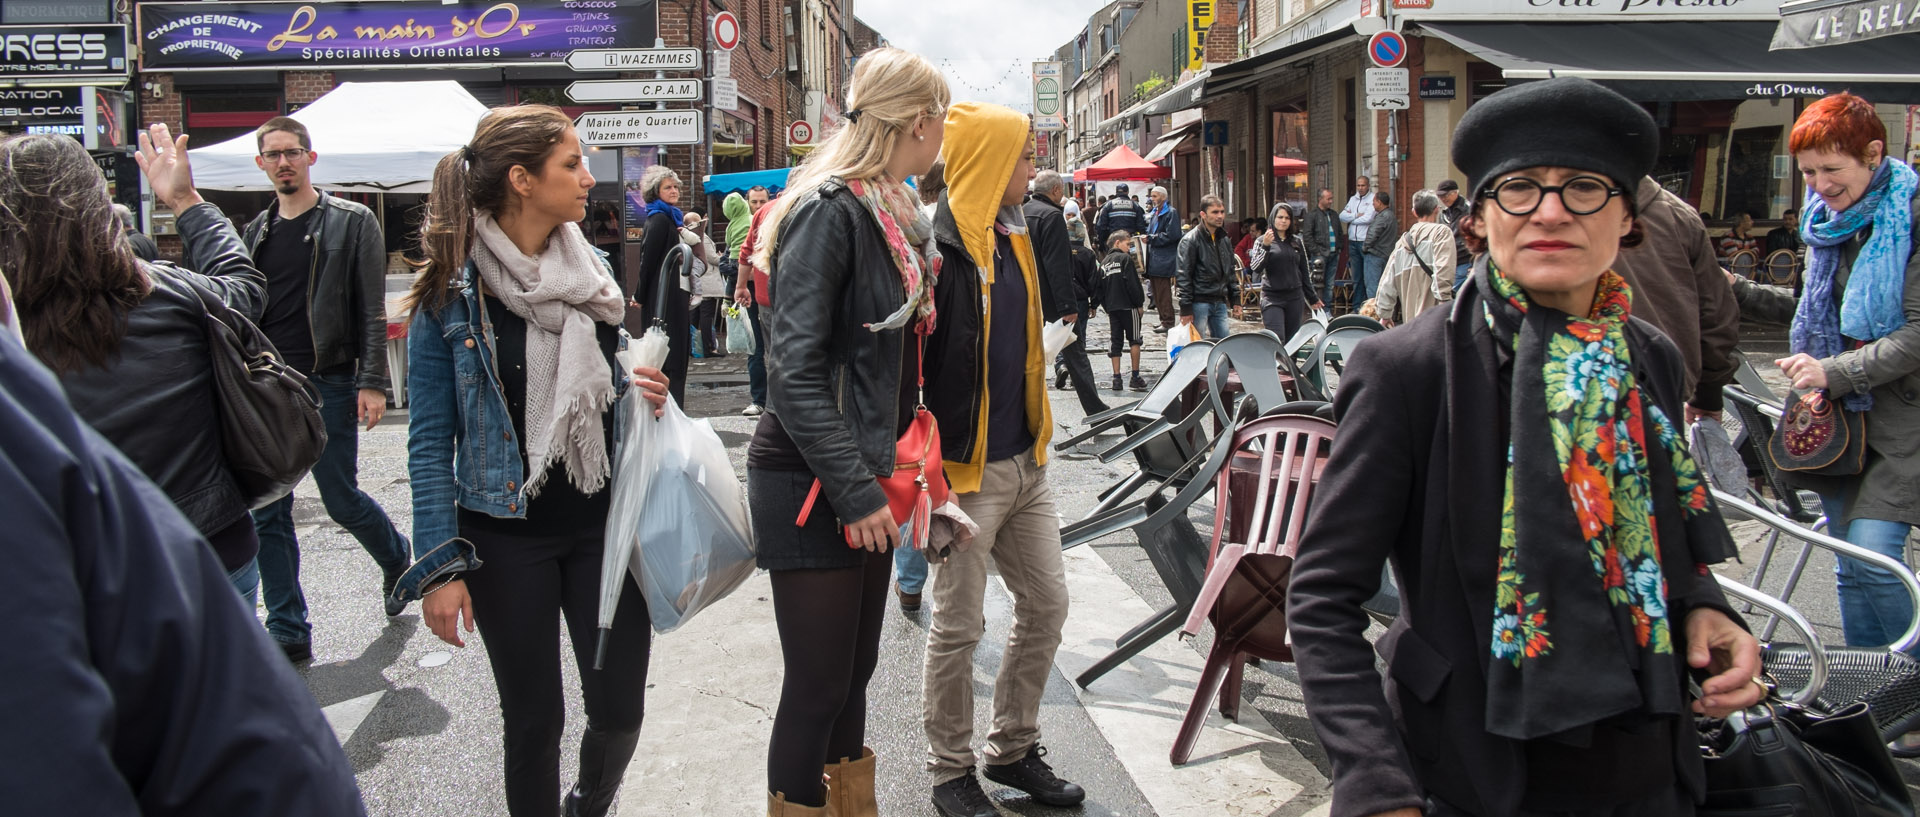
[137,0,660,71]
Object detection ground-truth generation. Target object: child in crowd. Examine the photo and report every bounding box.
[1098,230,1147,391]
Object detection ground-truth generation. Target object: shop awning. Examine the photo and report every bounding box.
[1421,21,1920,103]
[1204,0,1365,99]
[1142,135,1190,164]
[1274,156,1308,175]
[711,142,755,159]
[704,167,791,195]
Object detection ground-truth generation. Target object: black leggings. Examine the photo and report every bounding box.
[766,553,891,806]
[462,524,652,817]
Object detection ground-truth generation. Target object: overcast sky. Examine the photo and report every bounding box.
[853,0,1113,112]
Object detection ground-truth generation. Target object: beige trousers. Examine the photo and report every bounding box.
[922,450,1070,784]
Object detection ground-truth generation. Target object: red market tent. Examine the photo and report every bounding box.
[1073,144,1171,182]
[1273,156,1309,175]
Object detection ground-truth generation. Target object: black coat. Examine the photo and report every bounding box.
[241,191,390,391]
[1286,274,1740,817]
[635,209,691,402]
[58,203,265,553]
[1022,193,1079,320]
[0,330,365,817]
[1255,234,1314,299]
[761,179,912,523]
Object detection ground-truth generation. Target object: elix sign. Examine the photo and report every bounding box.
[1771,0,1920,49]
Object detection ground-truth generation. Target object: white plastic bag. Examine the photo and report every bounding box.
[1041,318,1076,359]
[724,303,757,355]
[1167,322,1200,361]
[604,331,756,633]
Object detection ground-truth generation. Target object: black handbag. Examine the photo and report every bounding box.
[1700,699,1914,817]
[1769,388,1867,476]
[175,272,327,509]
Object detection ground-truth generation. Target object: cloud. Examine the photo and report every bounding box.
[855,0,1111,109]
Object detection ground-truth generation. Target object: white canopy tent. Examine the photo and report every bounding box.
[188,80,489,193]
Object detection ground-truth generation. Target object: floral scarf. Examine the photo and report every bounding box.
[846,176,938,336]
[1480,264,1716,740]
[1793,157,1917,412]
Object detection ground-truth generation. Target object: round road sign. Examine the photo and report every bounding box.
[712,11,741,51]
[1367,30,1407,68]
[789,120,814,145]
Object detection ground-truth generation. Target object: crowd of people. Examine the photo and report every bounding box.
[3,39,1917,817]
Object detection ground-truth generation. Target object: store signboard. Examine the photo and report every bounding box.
[1,0,114,24]
[576,109,702,146]
[1771,0,1920,49]
[0,23,129,78]
[0,85,131,150]
[137,0,660,71]
[1396,0,1784,18]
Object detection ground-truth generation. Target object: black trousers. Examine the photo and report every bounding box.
[462,524,652,817]
[1057,302,1107,414]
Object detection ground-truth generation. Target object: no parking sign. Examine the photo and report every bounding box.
[1367,30,1407,68]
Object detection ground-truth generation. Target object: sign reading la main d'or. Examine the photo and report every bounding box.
[137,0,659,70]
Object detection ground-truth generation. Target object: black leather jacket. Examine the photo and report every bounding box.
[1021,193,1078,320]
[1175,224,1240,313]
[762,178,910,521]
[58,203,267,538]
[241,191,390,390]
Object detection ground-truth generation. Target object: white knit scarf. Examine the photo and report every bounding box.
[471,215,627,498]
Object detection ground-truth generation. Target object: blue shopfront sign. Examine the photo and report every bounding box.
[137,0,659,71]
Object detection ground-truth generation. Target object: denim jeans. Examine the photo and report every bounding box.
[895,541,928,595]
[1359,254,1388,304]
[230,558,260,608]
[1824,490,1917,649]
[251,372,411,644]
[1454,262,1472,292]
[1190,301,1232,340]
[747,299,768,408]
[1318,252,1340,306]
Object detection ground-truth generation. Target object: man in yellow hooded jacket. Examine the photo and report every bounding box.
[920,102,1084,817]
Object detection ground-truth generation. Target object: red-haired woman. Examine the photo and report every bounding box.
[1733,94,1920,671]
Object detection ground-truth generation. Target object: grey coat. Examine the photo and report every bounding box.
[1732,186,1920,527]
[1363,208,1399,258]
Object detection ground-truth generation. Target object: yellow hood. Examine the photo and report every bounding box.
[941,101,1031,271]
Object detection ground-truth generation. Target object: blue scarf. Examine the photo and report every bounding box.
[645,197,684,228]
[1792,158,1917,411]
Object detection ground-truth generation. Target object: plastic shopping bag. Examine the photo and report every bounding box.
[1311,305,1331,325]
[604,332,756,634]
[724,303,757,355]
[1167,322,1200,362]
[1041,318,1076,360]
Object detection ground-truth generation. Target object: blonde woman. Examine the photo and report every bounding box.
[747,48,948,816]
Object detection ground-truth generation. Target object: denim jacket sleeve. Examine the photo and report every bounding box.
[406,302,462,560]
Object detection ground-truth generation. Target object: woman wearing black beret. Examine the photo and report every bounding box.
[1286,77,1765,817]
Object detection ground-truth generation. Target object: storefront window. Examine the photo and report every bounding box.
[1271,108,1309,210]
[1723,126,1781,222]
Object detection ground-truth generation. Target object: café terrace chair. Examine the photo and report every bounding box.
[1298,325,1378,402]
[1716,490,1920,742]
[1764,249,1800,287]
[1721,385,1831,643]
[1728,248,1761,281]
[1283,319,1326,362]
[1171,414,1337,765]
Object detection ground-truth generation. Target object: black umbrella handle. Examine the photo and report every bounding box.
[593,628,611,671]
[651,243,692,332]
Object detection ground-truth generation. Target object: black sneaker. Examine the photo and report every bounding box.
[1130,372,1148,391]
[983,745,1084,807]
[383,564,407,617]
[1054,366,1069,390]
[931,772,1002,817]
[1110,374,1124,391]
[278,639,313,664]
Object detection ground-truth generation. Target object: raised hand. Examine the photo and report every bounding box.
[134,123,203,212]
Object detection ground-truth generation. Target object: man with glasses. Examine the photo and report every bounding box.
[240,116,409,663]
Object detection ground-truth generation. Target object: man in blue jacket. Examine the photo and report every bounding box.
[1142,185,1181,331]
[0,329,365,817]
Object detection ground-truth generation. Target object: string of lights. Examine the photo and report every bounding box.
[936,58,1031,94]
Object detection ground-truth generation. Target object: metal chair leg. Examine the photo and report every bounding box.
[1076,603,1187,689]
[1762,541,1817,642]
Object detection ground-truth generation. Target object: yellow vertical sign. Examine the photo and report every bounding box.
[1188,0,1216,72]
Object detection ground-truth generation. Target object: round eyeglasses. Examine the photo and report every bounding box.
[1480,175,1624,217]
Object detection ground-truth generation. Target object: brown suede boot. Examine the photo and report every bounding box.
[767,792,827,816]
[822,747,878,817]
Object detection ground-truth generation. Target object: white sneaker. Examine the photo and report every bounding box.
[742,404,764,417]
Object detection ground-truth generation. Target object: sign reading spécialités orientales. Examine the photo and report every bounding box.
[137,0,659,71]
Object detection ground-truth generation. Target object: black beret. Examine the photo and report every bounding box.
[1450,77,1657,199]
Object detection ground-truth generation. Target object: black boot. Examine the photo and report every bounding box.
[562,727,641,817]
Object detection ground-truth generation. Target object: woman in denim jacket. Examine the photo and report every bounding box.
[395,105,670,817]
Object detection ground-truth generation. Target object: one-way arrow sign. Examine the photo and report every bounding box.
[566,48,701,72]
[566,79,703,104]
